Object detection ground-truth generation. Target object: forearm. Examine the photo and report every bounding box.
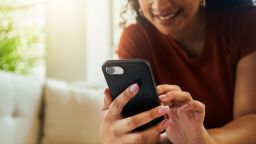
[208,114,256,144]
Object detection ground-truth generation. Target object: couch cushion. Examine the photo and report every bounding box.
[0,71,44,144]
[43,80,104,144]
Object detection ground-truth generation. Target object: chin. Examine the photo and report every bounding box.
[158,28,175,37]
[161,31,170,36]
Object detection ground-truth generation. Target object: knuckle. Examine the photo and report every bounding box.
[183,91,191,96]
[128,117,139,128]
[172,85,181,90]
[183,91,192,99]
[112,127,121,137]
[111,100,121,109]
[196,100,205,109]
[149,110,158,119]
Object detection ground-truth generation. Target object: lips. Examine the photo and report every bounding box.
[154,9,182,25]
[158,13,176,20]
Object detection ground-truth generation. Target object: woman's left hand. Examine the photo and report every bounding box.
[157,85,213,144]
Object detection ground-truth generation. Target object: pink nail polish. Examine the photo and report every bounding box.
[158,106,169,114]
[129,84,138,93]
[182,104,189,109]
[159,94,167,99]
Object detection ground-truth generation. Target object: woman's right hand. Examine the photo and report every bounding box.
[101,83,171,144]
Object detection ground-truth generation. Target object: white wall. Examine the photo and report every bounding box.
[45,0,86,82]
[45,0,112,83]
[85,0,112,84]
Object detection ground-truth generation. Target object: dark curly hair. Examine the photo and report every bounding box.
[119,0,150,27]
[120,0,253,27]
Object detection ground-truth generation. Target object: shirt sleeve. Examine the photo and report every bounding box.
[116,23,150,59]
[238,7,256,60]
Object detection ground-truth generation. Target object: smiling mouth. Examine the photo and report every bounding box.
[155,9,182,21]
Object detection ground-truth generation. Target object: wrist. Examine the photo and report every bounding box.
[202,127,218,144]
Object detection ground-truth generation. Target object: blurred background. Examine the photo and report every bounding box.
[0,0,129,84]
[0,1,255,144]
[0,0,255,83]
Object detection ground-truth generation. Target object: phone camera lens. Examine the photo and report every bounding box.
[106,67,115,75]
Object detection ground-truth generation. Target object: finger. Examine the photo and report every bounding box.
[168,107,179,119]
[159,91,193,107]
[159,94,173,107]
[157,84,182,95]
[102,88,112,111]
[107,83,139,120]
[178,101,206,122]
[123,119,172,144]
[117,106,170,133]
[182,100,205,113]
[121,134,160,144]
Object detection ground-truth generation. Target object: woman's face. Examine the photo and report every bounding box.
[138,0,201,37]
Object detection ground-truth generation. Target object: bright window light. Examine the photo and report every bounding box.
[0,0,45,78]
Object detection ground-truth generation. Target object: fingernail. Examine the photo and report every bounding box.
[163,119,172,127]
[158,106,169,114]
[129,83,138,93]
[182,104,189,109]
[159,94,167,100]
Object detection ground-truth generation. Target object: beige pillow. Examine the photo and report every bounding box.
[43,80,104,144]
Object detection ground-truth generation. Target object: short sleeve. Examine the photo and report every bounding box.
[238,7,256,59]
[116,23,151,59]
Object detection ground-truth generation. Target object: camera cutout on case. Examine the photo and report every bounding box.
[105,66,124,75]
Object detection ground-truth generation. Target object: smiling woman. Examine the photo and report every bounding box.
[101,0,256,144]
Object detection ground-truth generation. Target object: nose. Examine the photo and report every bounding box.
[152,0,173,14]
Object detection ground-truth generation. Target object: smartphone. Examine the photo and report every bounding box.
[102,59,164,131]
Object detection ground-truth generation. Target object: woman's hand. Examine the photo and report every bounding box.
[157,85,213,144]
[101,83,172,144]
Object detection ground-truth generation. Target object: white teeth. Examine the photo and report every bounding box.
[158,13,176,20]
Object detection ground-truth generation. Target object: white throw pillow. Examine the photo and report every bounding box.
[43,80,104,144]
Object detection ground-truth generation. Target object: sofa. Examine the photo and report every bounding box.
[0,71,104,144]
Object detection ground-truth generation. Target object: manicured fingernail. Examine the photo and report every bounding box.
[182,104,189,109]
[163,119,172,127]
[159,94,167,100]
[129,83,138,93]
[158,106,169,114]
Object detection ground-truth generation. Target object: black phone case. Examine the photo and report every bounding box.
[102,59,164,131]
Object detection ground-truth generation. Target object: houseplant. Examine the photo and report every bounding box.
[0,2,44,75]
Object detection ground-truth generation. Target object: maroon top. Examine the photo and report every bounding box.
[116,7,256,128]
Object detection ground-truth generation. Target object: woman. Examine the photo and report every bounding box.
[101,0,256,143]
